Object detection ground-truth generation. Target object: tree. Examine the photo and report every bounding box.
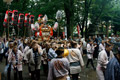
[64,0,75,37]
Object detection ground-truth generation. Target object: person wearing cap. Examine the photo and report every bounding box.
[8,44,23,80]
[96,43,114,80]
[25,41,43,80]
[47,47,70,80]
[67,42,84,80]
[105,46,120,80]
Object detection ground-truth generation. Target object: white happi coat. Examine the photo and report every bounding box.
[23,46,30,61]
[18,43,24,53]
[41,48,48,65]
[0,42,4,54]
[83,41,87,50]
[99,43,105,52]
[67,48,84,74]
[25,46,43,71]
[8,50,23,71]
[87,44,95,59]
[96,50,114,80]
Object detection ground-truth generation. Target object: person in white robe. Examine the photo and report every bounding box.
[99,40,105,52]
[96,44,114,80]
[48,47,70,80]
[86,40,96,70]
[8,45,23,80]
[25,41,43,80]
[67,42,84,80]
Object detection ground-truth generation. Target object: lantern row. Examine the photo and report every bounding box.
[3,10,43,28]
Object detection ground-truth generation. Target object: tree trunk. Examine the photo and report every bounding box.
[85,19,88,38]
[64,0,74,38]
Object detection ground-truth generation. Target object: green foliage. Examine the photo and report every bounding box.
[0,0,120,37]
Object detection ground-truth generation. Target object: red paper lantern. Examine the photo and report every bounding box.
[18,13,24,28]
[11,10,18,26]
[8,11,12,22]
[24,13,30,27]
[3,10,12,27]
[29,15,34,24]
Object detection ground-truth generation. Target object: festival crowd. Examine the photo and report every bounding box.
[0,34,120,80]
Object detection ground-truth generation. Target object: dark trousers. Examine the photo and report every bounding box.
[86,59,95,69]
[72,73,79,80]
[0,53,3,62]
[83,50,87,54]
[7,65,11,80]
[31,69,40,80]
[28,64,31,74]
[42,62,48,76]
[14,69,23,80]
[5,56,8,65]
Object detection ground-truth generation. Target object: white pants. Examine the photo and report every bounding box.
[96,66,104,80]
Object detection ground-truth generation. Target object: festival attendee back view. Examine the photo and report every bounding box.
[47,47,70,80]
[67,42,84,80]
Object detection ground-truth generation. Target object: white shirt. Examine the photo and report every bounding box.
[87,44,94,53]
[67,48,84,74]
[97,50,111,68]
[99,43,105,52]
[8,50,23,71]
[83,41,87,50]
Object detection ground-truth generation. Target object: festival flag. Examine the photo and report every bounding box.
[77,25,80,36]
